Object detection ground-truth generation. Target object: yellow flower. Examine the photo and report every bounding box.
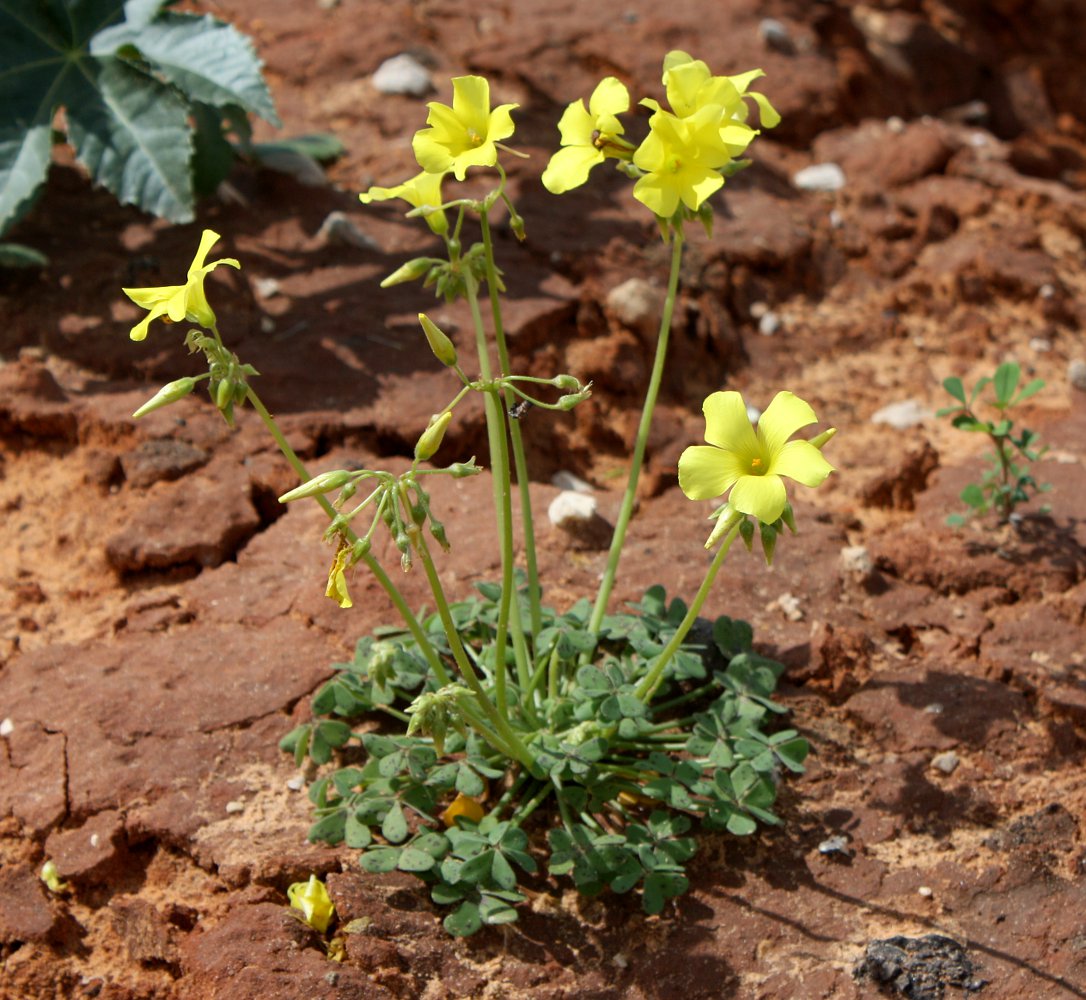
[678,391,834,525]
[287,875,335,933]
[441,792,485,828]
[326,545,353,609]
[412,76,517,181]
[542,76,632,194]
[359,170,449,235]
[122,229,240,341]
[632,105,734,218]
[40,860,70,894]
[656,50,780,134]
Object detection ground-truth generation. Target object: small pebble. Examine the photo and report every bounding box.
[749,301,769,319]
[317,211,378,250]
[758,18,795,54]
[1068,358,1086,392]
[818,835,851,856]
[548,490,598,529]
[918,886,934,898]
[840,545,873,576]
[606,277,664,339]
[612,953,629,969]
[775,593,804,622]
[253,277,281,299]
[924,703,944,715]
[829,209,844,228]
[372,53,433,97]
[886,116,906,133]
[1029,337,1052,353]
[287,775,306,792]
[931,750,960,775]
[551,470,593,494]
[90,833,100,848]
[758,311,781,337]
[225,800,245,814]
[871,399,929,430]
[0,718,12,737]
[792,162,846,192]
[1039,283,1056,300]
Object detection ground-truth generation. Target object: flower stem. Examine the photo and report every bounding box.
[244,385,450,686]
[588,230,685,635]
[634,515,741,703]
[480,211,543,638]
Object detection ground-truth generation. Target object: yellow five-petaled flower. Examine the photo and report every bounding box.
[122,229,240,341]
[542,76,632,194]
[678,390,834,526]
[412,76,517,181]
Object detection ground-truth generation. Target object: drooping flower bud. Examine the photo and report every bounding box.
[287,875,335,933]
[380,257,436,288]
[418,313,457,367]
[279,470,355,504]
[414,411,453,461]
[132,377,198,418]
[550,374,581,392]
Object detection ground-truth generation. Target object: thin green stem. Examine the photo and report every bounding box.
[480,211,542,637]
[245,386,450,687]
[588,231,685,635]
[510,780,554,826]
[414,527,535,770]
[634,517,741,703]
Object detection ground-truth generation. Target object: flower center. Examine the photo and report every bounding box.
[466,129,484,147]
[750,456,764,474]
[667,156,683,174]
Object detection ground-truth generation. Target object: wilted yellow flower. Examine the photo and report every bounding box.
[122,229,240,341]
[442,792,485,827]
[326,545,353,609]
[287,874,335,933]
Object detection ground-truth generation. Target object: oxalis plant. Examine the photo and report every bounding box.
[119,52,837,937]
[939,361,1050,526]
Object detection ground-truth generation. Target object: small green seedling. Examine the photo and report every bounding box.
[939,362,1051,525]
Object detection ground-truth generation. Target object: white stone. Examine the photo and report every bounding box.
[887,116,906,133]
[225,800,246,814]
[749,301,769,319]
[372,54,433,97]
[1029,337,1051,353]
[287,775,306,792]
[0,718,12,737]
[792,162,846,192]
[90,833,101,848]
[253,277,281,299]
[606,278,663,339]
[871,399,929,429]
[840,545,873,576]
[758,18,793,52]
[758,311,781,336]
[775,592,804,622]
[931,750,960,774]
[551,471,593,494]
[548,490,598,529]
[1069,358,1086,392]
[918,886,934,898]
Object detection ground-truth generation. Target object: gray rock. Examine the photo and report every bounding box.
[372,53,433,97]
[605,277,664,340]
[317,211,378,250]
[758,311,781,336]
[1069,358,1086,392]
[758,18,795,54]
[931,750,960,775]
[551,470,593,493]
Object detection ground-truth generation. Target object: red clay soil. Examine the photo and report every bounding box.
[2,1,1086,998]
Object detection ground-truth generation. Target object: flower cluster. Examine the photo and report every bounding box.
[543,51,779,220]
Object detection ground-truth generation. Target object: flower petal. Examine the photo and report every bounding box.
[632,172,679,218]
[588,77,630,119]
[123,284,177,309]
[189,229,221,273]
[729,473,787,524]
[487,102,518,143]
[413,131,453,174]
[128,301,169,342]
[772,439,834,487]
[555,99,594,146]
[681,166,724,210]
[542,144,603,193]
[678,445,743,501]
[451,75,491,133]
[757,391,817,457]
[702,391,759,455]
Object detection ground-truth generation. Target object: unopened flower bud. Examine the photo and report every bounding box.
[509,212,526,242]
[446,458,480,478]
[759,521,778,565]
[215,378,233,410]
[418,313,457,367]
[132,377,197,418]
[414,411,453,462]
[380,257,434,288]
[279,469,355,503]
[556,390,591,411]
[809,427,837,451]
[551,374,581,392]
[429,518,450,551]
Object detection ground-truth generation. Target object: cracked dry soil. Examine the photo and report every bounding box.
[2,1,1086,998]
